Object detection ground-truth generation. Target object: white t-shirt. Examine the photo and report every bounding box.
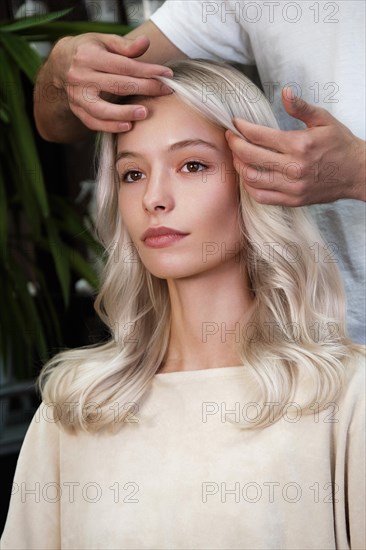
[150,0,366,343]
[1,355,365,549]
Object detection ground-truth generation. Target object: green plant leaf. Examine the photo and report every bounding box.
[0,163,8,262]
[6,240,63,353]
[49,194,103,256]
[2,273,33,378]
[0,33,42,82]
[64,245,100,290]
[0,13,124,382]
[45,219,71,307]
[1,50,49,218]
[56,218,103,258]
[0,105,10,124]
[14,21,132,41]
[8,134,43,241]
[33,267,62,346]
[9,258,48,360]
[0,8,73,32]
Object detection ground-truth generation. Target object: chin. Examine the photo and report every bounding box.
[139,253,183,276]
[144,266,195,280]
[143,260,217,281]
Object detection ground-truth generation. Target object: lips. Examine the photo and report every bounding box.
[141,226,189,241]
[141,226,190,249]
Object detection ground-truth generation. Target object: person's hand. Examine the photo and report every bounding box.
[48,33,174,133]
[225,87,366,206]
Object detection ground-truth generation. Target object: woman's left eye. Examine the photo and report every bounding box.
[181,161,208,173]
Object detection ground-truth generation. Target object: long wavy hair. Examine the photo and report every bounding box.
[37,59,363,432]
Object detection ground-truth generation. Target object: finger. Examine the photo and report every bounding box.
[120,56,173,78]
[71,98,151,123]
[71,104,135,133]
[91,41,173,78]
[74,73,172,99]
[281,86,334,128]
[233,158,292,192]
[230,120,289,154]
[233,151,308,196]
[116,35,175,80]
[97,33,157,62]
[241,182,304,207]
[232,154,282,190]
[226,131,285,169]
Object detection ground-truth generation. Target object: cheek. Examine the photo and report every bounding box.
[118,191,140,237]
[203,180,240,230]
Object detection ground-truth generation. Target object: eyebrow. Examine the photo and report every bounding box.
[115,139,219,164]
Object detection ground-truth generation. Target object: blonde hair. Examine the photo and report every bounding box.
[37,59,363,432]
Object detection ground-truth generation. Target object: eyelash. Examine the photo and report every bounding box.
[120,170,145,183]
[181,160,208,173]
[119,161,209,183]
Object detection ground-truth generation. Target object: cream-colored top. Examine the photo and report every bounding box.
[1,354,365,550]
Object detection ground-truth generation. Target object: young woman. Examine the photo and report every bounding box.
[1,60,365,550]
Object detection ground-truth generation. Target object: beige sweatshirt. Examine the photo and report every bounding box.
[1,353,365,550]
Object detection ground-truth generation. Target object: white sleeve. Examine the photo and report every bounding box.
[0,403,61,550]
[150,0,255,65]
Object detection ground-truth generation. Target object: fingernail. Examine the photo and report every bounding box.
[161,69,173,77]
[118,122,131,131]
[161,85,173,94]
[133,107,147,119]
[286,87,295,100]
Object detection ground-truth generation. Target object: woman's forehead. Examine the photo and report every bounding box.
[116,95,226,151]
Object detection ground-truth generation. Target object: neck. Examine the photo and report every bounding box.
[160,259,255,373]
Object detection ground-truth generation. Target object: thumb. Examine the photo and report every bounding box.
[282,86,334,128]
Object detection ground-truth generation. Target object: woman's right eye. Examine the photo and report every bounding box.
[120,170,145,183]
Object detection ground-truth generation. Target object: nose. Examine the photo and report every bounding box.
[142,167,175,214]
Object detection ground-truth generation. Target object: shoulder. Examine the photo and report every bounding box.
[337,348,365,431]
[19,401,64,456]
[342,348,365,397]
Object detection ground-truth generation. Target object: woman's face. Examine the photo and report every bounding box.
[116,94,243,280]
